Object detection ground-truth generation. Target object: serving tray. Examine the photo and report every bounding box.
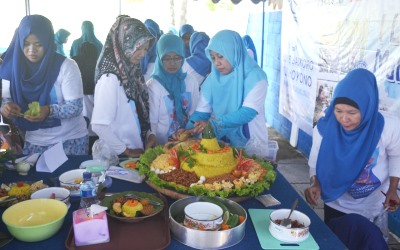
[248,209,319,250]
[65,194,170,250]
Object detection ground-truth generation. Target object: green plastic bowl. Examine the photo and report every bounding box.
[2,198,68,242]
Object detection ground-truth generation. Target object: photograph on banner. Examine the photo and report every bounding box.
[280,0,400,135]
[312,80,334,127]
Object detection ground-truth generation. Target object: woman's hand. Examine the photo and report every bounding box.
[171,129,192,142]
[1,102,21,119]
[145,134,157,150]
[384,177,400,212]
[304,176,321,207]
[123,148,144,158]
[23,105,50,122]
[192,120,208,134]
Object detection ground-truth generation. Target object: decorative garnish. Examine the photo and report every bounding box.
[177,147,196,168]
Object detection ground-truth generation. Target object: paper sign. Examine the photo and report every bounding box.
[36,142,68,173]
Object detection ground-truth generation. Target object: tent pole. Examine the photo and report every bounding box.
[261,0,265,68]
[25,0,30,15]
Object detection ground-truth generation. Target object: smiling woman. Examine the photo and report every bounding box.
[147,33,200,145]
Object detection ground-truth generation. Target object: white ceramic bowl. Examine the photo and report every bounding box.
[59,169,86,196]
[269,209,310,243]
[31,187,71,208]
[184,202,223,230]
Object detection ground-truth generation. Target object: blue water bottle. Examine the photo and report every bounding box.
[79,172,100,208]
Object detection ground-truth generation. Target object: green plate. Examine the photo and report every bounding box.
[100,191,164,223]
[119,158,139,169]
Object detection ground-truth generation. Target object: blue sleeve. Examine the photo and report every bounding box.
[213,106,257,129]
[185,111,211,129]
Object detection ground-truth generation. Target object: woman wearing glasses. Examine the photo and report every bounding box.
[91,17,156,157]
[183,30,270,159]
[147,34,200,144]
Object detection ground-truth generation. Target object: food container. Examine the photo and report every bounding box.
[31,187,71,208]
[16,161,31,175]
[269,209,310,243]
[169,196,246,249]
[2,199,67,242]
[184,202,223,230]
[59,169,86,196]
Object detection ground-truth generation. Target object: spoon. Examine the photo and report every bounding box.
[280,198,299,228]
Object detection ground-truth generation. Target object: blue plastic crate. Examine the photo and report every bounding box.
[389,209,400,237]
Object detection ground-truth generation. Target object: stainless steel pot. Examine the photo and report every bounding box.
[169,196,247,249]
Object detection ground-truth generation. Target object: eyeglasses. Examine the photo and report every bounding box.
[162,56,183,64]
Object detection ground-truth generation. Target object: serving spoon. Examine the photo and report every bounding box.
[280,198,299,228]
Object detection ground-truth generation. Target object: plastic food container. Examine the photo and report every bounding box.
[269,209,310,243]
[169,196,246,249]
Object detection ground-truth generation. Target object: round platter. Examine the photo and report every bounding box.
[145,181,251,203]
[138,140,276,203]
[100,191,164,223]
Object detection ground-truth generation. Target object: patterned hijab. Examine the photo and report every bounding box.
[0,15,65,131]
[186,32,211,77]
[95,17,155,142]
[202,30,267,147]
[151,34,187,126]
[316,68,384,202]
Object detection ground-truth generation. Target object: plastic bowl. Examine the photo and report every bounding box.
[269,209,310,243]
[31,187,71,208]
[2,199,68,242]
[170,196,246,249]
[59,169,86,196]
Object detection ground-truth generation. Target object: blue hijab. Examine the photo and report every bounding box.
[151,34,187,126]
[202,30,267,147]
[0,15,65,131]
[54,28,70,56]
[179,24,194,58]
[186,32,211,77]
[140,19,161,75]
[70,21,103,58]
[242,35,258,63]
[316,68,384,202]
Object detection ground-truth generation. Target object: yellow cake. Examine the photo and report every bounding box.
[180,137,238,178]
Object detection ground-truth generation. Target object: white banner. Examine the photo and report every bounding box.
[280,0,400,135]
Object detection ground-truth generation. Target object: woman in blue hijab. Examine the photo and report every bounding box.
[54,28,70,56]
[242,35,257,63]
[141,19,162,82]
[182,31,211,87]
[70,20,103,58]
[179,24,194,58]
[305,68,400,237]
[147,34,200,144]
[0,15,88,155]
[182,30,269,159]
